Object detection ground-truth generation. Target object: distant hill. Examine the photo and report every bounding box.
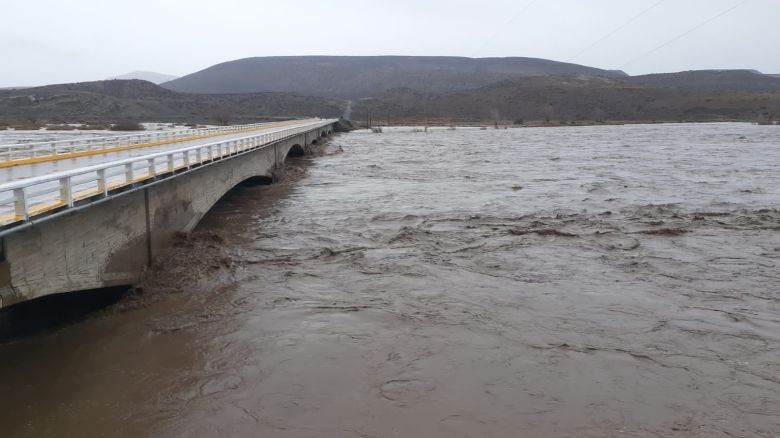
[626,70,780,91]
[162,56,628,97]
[0,80,343,124]
[351,74,780,124]
[108,71,179,84]
[5,70,780,126]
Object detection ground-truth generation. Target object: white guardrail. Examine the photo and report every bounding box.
[0,119,336,227]
[0,121,280,162]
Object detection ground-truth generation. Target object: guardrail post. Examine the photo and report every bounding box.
[13,188,28,220]
[97,169,108,196]
[148,158,156,177]
[59,176,73,207]
[125,163,134,183]
[167,154,175,172]
[183,150,190,168]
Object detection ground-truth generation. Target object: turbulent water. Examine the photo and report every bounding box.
[1,123,779,437]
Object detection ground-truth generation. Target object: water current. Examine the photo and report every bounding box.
[1,123,779,437]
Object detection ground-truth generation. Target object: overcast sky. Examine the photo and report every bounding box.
[2,0,778,87]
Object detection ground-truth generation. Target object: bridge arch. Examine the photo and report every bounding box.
[237,175,274,186]
[287,144,305,157]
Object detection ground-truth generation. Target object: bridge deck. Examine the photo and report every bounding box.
[0,120,304,183]
[0,119,335,231]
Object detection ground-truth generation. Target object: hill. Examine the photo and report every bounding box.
[0,80,343,124]
[161,56,627,97]
[108,71,179,84]
[626,70,780,91]
[351,74,780,124]
[5,71,780,127]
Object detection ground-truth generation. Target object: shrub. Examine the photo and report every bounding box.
[110,121,145,131]
[213,113,232,126]
[45,124,77,131]
[78,123,110,130]
[9,121,43,130]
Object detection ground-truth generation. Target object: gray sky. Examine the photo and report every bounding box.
[3,0,778,87]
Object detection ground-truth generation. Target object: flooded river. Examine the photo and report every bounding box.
[1,123,779,437]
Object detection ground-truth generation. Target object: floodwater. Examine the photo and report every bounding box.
[1,123,779,437]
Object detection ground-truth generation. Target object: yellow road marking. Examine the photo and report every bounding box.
[0,213,16,225]
[0,120,298,168]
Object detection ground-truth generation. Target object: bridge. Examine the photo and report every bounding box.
[0,118,338,308]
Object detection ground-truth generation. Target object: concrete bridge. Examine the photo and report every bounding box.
[0,118,338,308]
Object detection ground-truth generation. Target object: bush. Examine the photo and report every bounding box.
[213,113,232,126]
[78,123,110,130]
[110,121,145,131]
[9,121,44,130]
[45,124,77,131]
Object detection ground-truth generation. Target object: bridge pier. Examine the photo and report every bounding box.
[0,127,333,308]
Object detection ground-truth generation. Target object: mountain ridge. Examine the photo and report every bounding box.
[108,71,179,84]
[162,56,628,97]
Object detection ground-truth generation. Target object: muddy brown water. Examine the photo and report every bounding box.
[1,123,779,437]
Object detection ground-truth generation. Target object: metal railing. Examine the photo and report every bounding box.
[0,119,336,227]
[0,120,294,162]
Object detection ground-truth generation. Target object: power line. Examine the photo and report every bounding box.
[569,0,666,62]
[472,0,540,57]
[620,0,750,69]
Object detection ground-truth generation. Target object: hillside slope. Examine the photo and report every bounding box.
[0,80,343,124]
[108,71,179,84]
[351,74,780,123]
[627,70,780,91]
[162,56,627,97]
